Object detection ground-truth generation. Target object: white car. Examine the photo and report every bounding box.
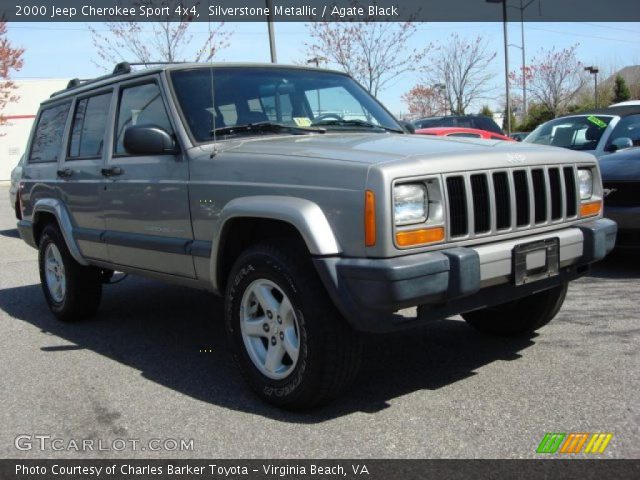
[9,154,23,219]
[524,106,640,157]
[609,100,640,107]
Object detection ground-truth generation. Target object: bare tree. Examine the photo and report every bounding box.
[305,9,429,96]
[89,1,231,69]
[510,45,588,117]
[425,34,496,115]
[402,84,446,119]
[0,21,24,128]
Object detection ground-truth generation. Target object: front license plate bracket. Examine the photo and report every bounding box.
[512,238,560,286]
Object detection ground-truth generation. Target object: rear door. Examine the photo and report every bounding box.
[57,89,114,261]
[102,76,195,277]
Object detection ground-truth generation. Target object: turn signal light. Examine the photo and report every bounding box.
[365,190,376,247]
[396,227,445,247]
[579,200,602,218]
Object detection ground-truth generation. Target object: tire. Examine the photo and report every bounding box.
[38,224,102,322]
[462,283,568,337]
[225,240,363,410]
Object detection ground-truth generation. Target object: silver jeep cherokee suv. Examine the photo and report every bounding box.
[17,63,616,409]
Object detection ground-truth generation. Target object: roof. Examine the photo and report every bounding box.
[560,105,640,118]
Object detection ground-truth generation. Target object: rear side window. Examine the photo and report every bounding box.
[28,102,71,163]
[114,82,173,155]
[474,116,503,134]
[68,92,112,159]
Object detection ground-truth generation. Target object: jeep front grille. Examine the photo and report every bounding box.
[444,166,580,240]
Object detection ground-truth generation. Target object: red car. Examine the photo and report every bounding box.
[415,127,515,141]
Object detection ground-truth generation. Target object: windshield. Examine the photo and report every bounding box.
[524,115,613,150]
[170,67,402,142]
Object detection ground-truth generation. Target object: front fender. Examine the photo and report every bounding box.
[210,195,341,292]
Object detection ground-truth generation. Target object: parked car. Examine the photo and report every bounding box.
[415,127,514,141]
[600,147,640,248]
[17,62,616,409]
[510,132,529,142]
[412,114,504,135]
[609,100,640,107]
[9,154,24,219]
[524,106,640,157]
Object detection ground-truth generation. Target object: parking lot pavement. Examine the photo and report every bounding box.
[0,185,638,459]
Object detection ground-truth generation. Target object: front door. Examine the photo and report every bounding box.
[102,78,194,277]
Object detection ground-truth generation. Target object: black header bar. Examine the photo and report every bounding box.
[3,0,640,22]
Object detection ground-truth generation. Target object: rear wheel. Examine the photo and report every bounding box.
[38,224,102,322]
[225,240,362,409]
[462,283,568,337]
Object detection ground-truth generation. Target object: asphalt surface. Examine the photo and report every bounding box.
[0,185,638,459]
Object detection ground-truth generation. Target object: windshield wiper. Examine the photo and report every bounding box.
[211,121,325,137]
[311,119,404,133]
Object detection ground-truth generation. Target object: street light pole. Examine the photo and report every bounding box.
[266,0,277,63]
[584,66,600,108]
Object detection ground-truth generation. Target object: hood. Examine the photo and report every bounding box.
[600,148,640,181]
[211,132,516,165]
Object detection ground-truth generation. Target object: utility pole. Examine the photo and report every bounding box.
[266,0,277,63]
[487,0,511,135]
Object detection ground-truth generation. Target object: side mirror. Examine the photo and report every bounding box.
[608,137,633,152]
[123,125,178,155]
[400,121,415,134]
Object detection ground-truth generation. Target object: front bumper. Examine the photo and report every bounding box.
[314,218,617,333]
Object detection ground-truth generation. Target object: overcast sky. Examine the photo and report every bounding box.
[8,21,640,115]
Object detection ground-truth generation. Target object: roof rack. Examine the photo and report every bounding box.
[50,62,134,98]
[49,61,189,98]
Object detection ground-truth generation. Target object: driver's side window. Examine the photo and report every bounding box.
[115,82,173,155]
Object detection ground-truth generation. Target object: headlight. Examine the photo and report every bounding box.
[578,168,593,200]
[394,184,427,225]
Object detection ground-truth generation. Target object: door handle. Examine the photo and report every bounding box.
[101,167,124,177]
[56,168,73,178]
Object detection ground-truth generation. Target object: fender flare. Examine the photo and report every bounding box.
[32,198,89,266]
[210,196,341,293]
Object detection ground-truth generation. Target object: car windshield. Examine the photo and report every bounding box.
[170,67,403,142]
[524,115,613,150]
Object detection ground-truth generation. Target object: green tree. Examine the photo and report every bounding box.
[479,105,494,117]
[519,103,554,132]
[613,75,631,103]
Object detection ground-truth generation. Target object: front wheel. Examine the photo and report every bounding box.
[462,283,568,337]
[225,240,362,409]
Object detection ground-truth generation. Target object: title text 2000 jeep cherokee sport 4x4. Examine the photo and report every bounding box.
[17,63,616,409]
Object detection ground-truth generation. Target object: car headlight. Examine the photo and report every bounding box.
[394,184,427,225]
[578,168,593,200]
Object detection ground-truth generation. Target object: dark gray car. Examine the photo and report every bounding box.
[16,63,617,409]
[600,147,640,247]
